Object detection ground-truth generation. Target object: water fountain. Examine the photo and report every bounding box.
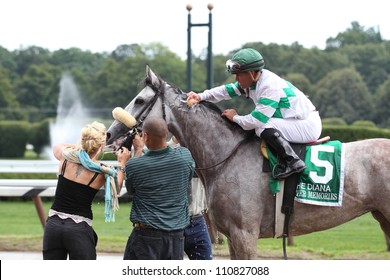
[45,73,91,159]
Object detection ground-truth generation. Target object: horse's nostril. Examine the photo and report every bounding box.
[106,132,111,140]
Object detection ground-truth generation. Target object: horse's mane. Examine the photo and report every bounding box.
[199,101,256,139]
[201,101,223,114]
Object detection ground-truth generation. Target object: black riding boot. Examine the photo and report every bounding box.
[261,128,306,180]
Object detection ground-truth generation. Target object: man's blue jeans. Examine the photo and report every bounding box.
[184,215,213,260]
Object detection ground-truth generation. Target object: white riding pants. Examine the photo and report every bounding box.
[258,111,322,143]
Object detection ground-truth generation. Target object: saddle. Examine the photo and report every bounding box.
[261,136,330,238]
[261,135,331,165]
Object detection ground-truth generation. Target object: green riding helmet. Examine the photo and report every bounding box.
[226,48,265,74]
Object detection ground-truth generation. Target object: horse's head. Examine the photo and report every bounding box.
[106,65,184,149]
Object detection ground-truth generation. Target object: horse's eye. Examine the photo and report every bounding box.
[135,98,144,105]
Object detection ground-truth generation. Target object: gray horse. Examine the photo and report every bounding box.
[106,66,390,259]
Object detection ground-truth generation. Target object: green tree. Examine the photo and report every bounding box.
[374,76,390,128]
[87,57,142,117]
[313,68,374,124]
[13,46,51,76]
[0,46,17,73]
[144,43,187,90]
[87,43,188,118]
[292,48,350,84]
[0,67,25,120]
[326,21,383,49]
[49,47,106,74]
[340,43,390,93]
[14,63,62,121]
[212,54,230,86]
[111,44,142,61]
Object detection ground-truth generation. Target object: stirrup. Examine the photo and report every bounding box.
[272,163,286,179]
[272,161,305,180]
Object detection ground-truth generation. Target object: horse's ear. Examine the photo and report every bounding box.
[145,65,159,85]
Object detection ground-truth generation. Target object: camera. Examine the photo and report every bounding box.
[119,127,142,150]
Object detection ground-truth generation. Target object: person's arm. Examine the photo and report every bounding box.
[132,134,144,157]
[116,147,131,189]
[123,134,144,195]
[52,143,80,161]
[187,84,237,107]
[200,84,241,103]
[124,162,135,196]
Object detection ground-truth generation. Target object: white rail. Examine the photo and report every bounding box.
[0,179,128,197]
[0,159,116,173]
[0,179,57,197]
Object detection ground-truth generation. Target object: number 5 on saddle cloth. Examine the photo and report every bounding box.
[261,136,331,237]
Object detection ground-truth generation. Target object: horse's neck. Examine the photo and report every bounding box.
[170,106,246,171]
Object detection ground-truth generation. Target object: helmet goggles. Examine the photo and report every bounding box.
[226,59,264,74]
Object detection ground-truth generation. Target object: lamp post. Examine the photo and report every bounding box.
[186,3,213,92]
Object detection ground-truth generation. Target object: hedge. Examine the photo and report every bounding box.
[321,126,390,142]
[0,121,30,158]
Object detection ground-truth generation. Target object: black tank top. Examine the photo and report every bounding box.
[51,160,100,220]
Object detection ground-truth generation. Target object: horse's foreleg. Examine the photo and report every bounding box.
[226,230,258,260]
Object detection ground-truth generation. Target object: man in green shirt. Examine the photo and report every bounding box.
[123,117,195,260]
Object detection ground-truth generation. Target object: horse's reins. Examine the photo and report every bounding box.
[195,138,248,171]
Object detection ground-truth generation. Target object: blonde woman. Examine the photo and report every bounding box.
[42,121,133,260]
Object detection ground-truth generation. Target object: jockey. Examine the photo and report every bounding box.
[187,48,322,179]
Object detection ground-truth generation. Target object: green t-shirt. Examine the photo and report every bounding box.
[125,146,195,231]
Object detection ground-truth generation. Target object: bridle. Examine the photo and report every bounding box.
[133,81,167,131]
[133,80,248,171]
